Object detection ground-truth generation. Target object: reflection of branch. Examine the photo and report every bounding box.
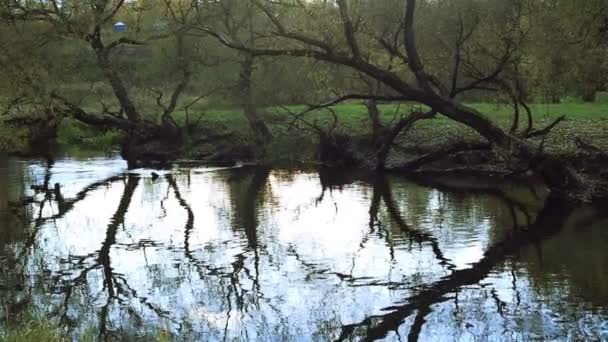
[166,175,194,243]
[31,159,54,226]
[159,182,171,219]
[48,176,141,336]
[490,288,507,317]
[239,168,269,292]
[369,182,397,262]
[510,263,521,308]
[19,172,124,260]
[226,167,272,308]
[375,177,455,270]
[28,175,125,225]
[369,182,382,229]
[338,194,576,341]
[407,175,534,226]
[98,176,139,299]
[407,307,432,342]
[231,167,269,250]
[167,173,244,296]
[113,275,172,319]
[287,245,407,289]
[96,175,139,338]
[166,175,207,282]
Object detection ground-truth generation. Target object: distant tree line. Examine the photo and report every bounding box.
[0,0,607,200]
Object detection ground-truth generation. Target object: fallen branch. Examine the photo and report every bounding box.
[375,110,437,170]
[50,92,133,130]
[284,93,410,129]
[525,115,565,138]
[575,137,608,158]
[390,142,491,171]
[337,194,580,341]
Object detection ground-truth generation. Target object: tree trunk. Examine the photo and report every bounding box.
[86,35,184,167]
[427,96,582,196]
[366,98,383,146]
[28,116,61,157]
[582,88,597,102]
[89,37,141,123]
[375,110,435,171]
[120,121,182,168]
[549,92,561,104]
[318,132,359,167]
[239,54,272,145]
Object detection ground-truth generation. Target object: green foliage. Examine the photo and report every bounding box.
[595,92,608,104]
[0,125,29,153]
[0,0,607,159]
[172,101,608,165]
[56,120,123,150]
[0,314,175,342]
[0,314,63,342]
[3,100,608,162]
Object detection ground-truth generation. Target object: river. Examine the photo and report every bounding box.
[0,153,607,341]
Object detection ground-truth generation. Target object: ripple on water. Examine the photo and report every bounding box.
[0,156,607,340]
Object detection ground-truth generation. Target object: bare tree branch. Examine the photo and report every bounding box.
[336,0,362,60]
[525,116,566,138]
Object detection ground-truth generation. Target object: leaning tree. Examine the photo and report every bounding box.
[202,0,607,200]
[0,0,201,166]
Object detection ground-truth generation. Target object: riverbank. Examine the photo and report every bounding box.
[0,313,170,342]
[179,101,608,164]
[0,315,63,342]
[1,155,607,340]
[2,101,608,166]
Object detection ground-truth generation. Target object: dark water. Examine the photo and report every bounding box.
[0,154,607,341]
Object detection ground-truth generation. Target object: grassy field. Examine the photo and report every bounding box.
[2,101,607,162]
[191,101,608,136]
[184,101,608,163]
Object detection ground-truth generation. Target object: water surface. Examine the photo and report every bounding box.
[0,154,607,341]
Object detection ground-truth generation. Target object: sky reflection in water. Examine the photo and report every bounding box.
[0,155,607,341]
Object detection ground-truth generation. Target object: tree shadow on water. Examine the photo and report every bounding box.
[338,176,605,342]
[167,167,271,339]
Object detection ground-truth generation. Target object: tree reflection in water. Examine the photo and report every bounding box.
[1,158,607,341]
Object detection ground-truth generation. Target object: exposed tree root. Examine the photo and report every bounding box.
[525,115,566,138]
[389,142,491,172]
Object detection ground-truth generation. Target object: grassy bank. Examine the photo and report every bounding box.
[0,121,122,155]
[0,314,63,342]
[2,101,607,163]
[0,316,171,342]
[188,101,608,164]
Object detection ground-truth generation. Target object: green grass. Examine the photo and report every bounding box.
[2,101,608,161]
[413,102,608,154]
[274,101,608,151]
[256,101,608,159]
[0,315,172,342]
[57,119,123,150]
[0,314,63,342]
[0,126,29,153]
[77,101,608,163]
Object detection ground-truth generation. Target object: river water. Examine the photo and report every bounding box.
[0,154,606,341]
